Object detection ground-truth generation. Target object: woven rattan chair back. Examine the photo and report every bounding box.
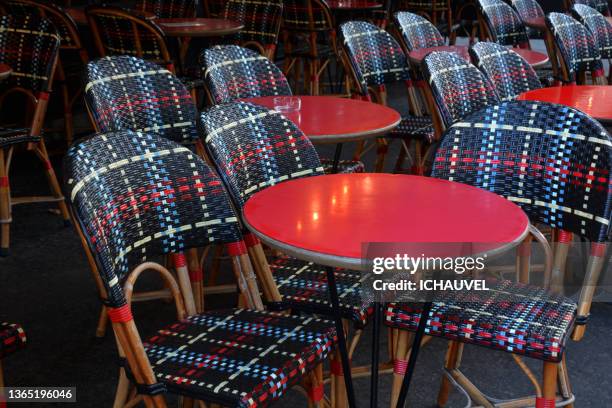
[64,130,243,308]
[397,0,453,38]
[422,51,500,128]
[84,55,198,144]
[340,21,412,96]
[201,102,324,209]
[470,41,541,101]
[510,0,544,21]
[282,0,334,32]
[224,0,283,57]
[479,0,530,47]
[432,100,612,242]
[3,0,83,50]
[394,11,445,52]
[0,15,60,95]
[546,12,604,83]
[202,45,292,104]
[135,0,197,18]
[572,4,612,59]
[573,0,610,16]
[203,0,226,17]
[86,6,173,71]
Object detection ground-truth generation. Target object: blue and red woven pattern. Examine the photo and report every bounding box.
[394,12,445,52]
[510,0,544,21]
[546,12,604,82]
[270,256,371,327]
[135,0,197,18]
[0,322,26,359]
[572,4,612,59]
[282,0,332,31]
[479,0,530,47]
[574,0,610,16]
[143,309,336,407]
[0,15,60,94]
[470,42,541,101]
[385,279,577,362]
[201,102,324,208]
[202,45,292,104]
[432,100,612,242]
[0,128,38,148]
[224,0,283,52]
[85,56,198,144]
[422,51,500,128]
[64,131,243,307]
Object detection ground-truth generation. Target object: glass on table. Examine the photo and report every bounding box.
[273,96,301,113]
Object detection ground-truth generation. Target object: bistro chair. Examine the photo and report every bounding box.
[398,0,456,43]
[3,0,89,146]
[394,12,446,53]
[201,45,364,174]
[0,15,70,257]
[86,6,175,73]
[478,0,531,48]
[572,4,612,83]
[223,0,283,59]
[470,41,542,101]
[511,0,545,30]
[340,21,435,174]
[64,129,335,408]
[0,321,26,400]
[388,99,612,408]
[421,51,500,134]
[572,0,610,16]
[134,0,197,18]
[281,0,343,95]
[546,12,607,85]
[201,101,376,405]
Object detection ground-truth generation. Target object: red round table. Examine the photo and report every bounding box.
[408,45,548,67]
[156,18,243,37]
[244,96,400,144]
[0,64,11,81]
[243,173,529,408]
[326,0,382,10]
[517,85,612,124]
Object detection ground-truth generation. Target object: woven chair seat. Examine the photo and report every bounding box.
[320,158,365,174]
[143,309,335,406]
[269,255,371,327]
[0,128,38,148]
[388,116,435,143]
[0,322,26,359]
[384,279,577,362]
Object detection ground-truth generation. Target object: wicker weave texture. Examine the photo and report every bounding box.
[394,12,445,52]
[64,130,243,307]
[282,0,332,31]
[479,0,530,47]
[572,4,612,59]
[511,0,544,21]
[432,100,612,242]
[0,322,27,359]
[224,0,283,49]
[574,0,610,15]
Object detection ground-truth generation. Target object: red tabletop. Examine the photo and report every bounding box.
[517,85,612,124]
[408,45,548,67]
[523,16,546,30]
[244,96,401,144]
[326,0,382,10]
[0,63,11,81]
[156,18,243,37]
[243,174,529,270]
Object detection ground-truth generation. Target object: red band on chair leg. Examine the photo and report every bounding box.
[44,160,52,170]
[518,241,532,257]
[244,233,260,248]
[593,68,605,78]
[535,397,555,408]
[557,230,572,244]
[227,240,247,256]
[308,384,324,402]
[330,359,346,376]
[393,359,408,375]
[378,84,386,93]
[0,176,8,188]
[38,91,50,101]
[174,253,187,268]
[107,304,133,323]
[591,243,607,257]
[189,268,203,282]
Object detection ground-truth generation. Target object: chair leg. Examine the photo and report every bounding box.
[390,330,412,408]
[61,82,74,146]
[96,305,109,338]
[33,141,70,224]
[113,368,131,408]
[306,363,324,408]
[437,341,463,407]
[0,149,10,257]
[538,362,558,408]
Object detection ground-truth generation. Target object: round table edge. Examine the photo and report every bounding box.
[309,116,402,144]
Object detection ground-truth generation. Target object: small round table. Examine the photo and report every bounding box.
[408,44,549,67]
[0,64,12,81]
[326,0,382,10]
[156,18,243,37]
[245,95,401,173]
[517,85,612,124]
[243,173,529,408]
